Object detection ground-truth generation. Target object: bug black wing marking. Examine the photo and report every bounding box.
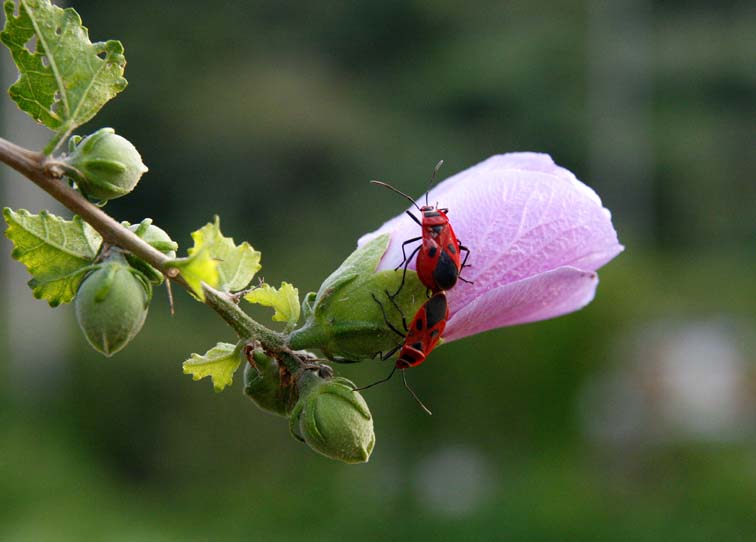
[424,293,448,329]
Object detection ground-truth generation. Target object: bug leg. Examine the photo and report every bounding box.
[352,365,399,392]
[458,243,474,284]
[391,243,421,299]
[371,293,405,338]
[382,343,402,361]
[394,236,422,271]
[405,211,422,227]
[368,342,402,362]
[459,244,471,268]
[385,290,409,332]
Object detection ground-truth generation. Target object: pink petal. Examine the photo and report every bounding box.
[443,266,599,341]
[359,153,623,337]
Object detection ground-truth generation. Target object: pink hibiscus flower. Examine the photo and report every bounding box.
[358,153,624,341]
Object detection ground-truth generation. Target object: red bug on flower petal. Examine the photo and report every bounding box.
[371,161,471,297]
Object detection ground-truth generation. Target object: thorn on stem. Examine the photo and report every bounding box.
[165,279,175,316]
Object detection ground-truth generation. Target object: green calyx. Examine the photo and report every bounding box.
[74,252,151,356]
[288,235,426,362]
[243,346,299,416]
[64,128,148,200]
[289,372,375,464]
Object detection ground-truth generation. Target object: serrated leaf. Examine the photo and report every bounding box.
[166,248,218,302]
[183,342,242,392]
[244,281,300,328]
[3,207,102,306]
[188,216,261,292]
[0,0,127,148]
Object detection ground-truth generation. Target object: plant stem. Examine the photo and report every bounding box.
[203,285,286,350]
[0,137,173,277]
[0,136,285,351]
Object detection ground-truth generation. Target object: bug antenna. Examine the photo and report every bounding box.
[352,365,398,392]
[370,180,422,212]
[425,160,444,207]
[402,369,432,415]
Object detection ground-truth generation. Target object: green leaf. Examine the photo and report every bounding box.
[189,216,261,292]
[3,207,102,306]
[166,248,218,302]
[244,281,300,329]
[0,0,127,150]
[183,342,242,392]
[164,217,259,301]
[314,234,390,303]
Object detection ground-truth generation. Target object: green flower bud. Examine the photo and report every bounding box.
[288,234,425,362]
[243,346,298,416]
[75,254,151,356]
[289,373,375,464]
[127,219,178,257]
[124,219,179,284]
[65,128,148,200]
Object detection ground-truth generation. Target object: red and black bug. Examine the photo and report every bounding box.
[371,161,471,297]
[382,291,448,370]
[353,290,449,414]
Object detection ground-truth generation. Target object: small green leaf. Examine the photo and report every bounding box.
[0,0,127,150]
[164,217,258,300]
[3,207,102,306]
[244,281,300,328]
[166,248,218,301]
[183,342,242,392]
[189,216,261,292]
[314,234,390,303]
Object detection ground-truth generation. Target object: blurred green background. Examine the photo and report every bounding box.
[1,1,755,540]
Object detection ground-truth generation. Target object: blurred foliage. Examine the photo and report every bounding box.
[1,0,754,540]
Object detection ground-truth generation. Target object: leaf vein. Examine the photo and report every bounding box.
[25,1,69,116]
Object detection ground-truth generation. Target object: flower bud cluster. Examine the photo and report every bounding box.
[72,217,176,356]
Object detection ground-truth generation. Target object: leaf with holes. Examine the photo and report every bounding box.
[244,281,300,330]
[3,207,102,306]
[166,248,219,302]
[0,0,127,151]
[188,216,261,293]
[183,342,242,392]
